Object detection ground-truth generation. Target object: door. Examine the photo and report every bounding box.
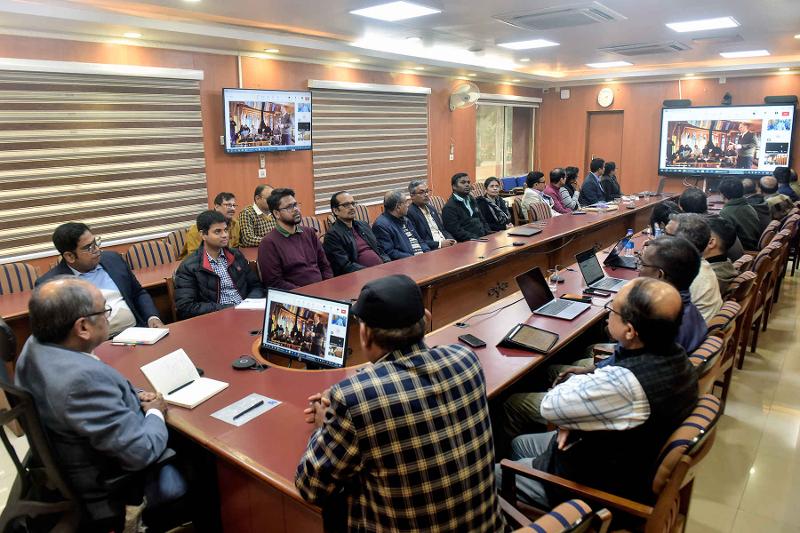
[585,111,624,178]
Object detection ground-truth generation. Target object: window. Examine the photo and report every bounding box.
[475,100,536,181]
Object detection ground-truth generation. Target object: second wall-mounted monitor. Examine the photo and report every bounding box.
[658,104,796,177]
[224,88,312,153]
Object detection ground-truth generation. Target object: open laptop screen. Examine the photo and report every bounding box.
[576,249,606,286]
[515,267,555,311]
[261,288,351,368]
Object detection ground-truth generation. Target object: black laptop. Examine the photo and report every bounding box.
[603,236,638,270]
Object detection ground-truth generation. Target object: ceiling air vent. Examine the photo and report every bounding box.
[493,2,626,31]
[598,41,691,56]
[691,34,744,45]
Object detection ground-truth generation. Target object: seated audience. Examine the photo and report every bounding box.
[182,192,240,258]
[501,278,698,507]
[258,188,333,289]
[578,157,605,206]
[520,171,553,221]
[38,222,163,336]
[174,210,263,319]
[719,178,762,251]
[373,190,430,259]
[406,179,456,248]
[705,216,739,295]
[789,168,800,199]
[323,191,389,275]
[600,161,622,201]
[678,187,708,214]
[649,199,680,235]
[775,166,800,202]
[560,166,580,210]
[16,278,186,529]
[742,178,772,232]
[238,184,277,247]
[295,274,503,531]
[543,168,571,214]
[476,176,514,231]
[442,173,490,241]
[760,175,794,221]
[666,213,723,322]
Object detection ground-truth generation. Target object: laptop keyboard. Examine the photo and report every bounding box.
[539,299,572,314]
[594,278,621,290]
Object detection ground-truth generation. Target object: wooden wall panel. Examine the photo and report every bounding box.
[535,75,800,194]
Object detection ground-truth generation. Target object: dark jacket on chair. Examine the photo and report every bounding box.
[174,244,263,320]
[406,203,453,249]
[372,213,430,260]
[441,194,489,242]
[37,252,160,327]
[323,219,390,275]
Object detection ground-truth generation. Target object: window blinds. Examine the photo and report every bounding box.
[0,69,207,262]
[310,88,429,214]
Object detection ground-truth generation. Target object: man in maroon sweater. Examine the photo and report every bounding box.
[258,188,333,289]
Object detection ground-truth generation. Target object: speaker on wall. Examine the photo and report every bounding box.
[764,95,798,105]
[663,99,692,108]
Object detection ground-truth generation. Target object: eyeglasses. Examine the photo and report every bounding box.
[78,237,102,253]
[221,202,237,208]
[83,306,112,320]
[603,301,621,316]
[278,202,301,212]
[337,201,358,209]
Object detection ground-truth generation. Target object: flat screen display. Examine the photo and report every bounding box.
[261,288,350,368]
[658,104,795,177]
[223,88,312,153]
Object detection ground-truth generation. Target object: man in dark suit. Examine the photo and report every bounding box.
[372,190,430,260]
[406,179,456,250]
[578,158,606,206]
[323,190,389,275]
[38,222,163,337]
[441,173,489,242]
[15,277,185,529]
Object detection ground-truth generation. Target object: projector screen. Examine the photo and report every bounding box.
[223,88,312,153]
[658,104,796,177]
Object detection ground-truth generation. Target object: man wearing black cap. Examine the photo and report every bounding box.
[295,274,503,532]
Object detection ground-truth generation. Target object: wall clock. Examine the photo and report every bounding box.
[597,87,614,108]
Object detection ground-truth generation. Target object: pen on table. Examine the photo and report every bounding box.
[167,380,194,395]
[233,400,265,420]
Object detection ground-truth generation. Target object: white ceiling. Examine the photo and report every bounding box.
[0,0,798,86]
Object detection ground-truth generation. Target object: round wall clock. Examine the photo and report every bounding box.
[597,87,614,108]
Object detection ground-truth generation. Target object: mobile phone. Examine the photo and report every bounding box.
[584,288,612,297]
[458,334,486,348]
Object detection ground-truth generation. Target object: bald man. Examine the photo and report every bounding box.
[759,175,793,221]
[15,277,185,530]
[500,278,698,508]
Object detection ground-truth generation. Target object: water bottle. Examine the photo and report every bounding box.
[624,240,635,257]
[654,226,663,238]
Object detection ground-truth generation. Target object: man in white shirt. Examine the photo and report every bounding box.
[666,213,723,322]
[520,171,555,221]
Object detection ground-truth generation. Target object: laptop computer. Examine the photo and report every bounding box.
[603,236,638,270]
[576,249,629,292]
[508,226,542,237]
[515,267,591,320]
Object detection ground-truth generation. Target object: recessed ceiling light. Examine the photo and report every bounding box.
[350,1,440,22]
[498,39,559,50]
[263,48,279,54]
[532,70,565,78]
[796,34,800,39]
[348,58,361,62]
[467,73,476,77]
[413,66,425,70]
[720,49,770,58]
[511,78,521,82]
[406,36,422,43]
[352,36,519,70]
[779,67,791,71]
[586,61,633,68]
[605,78,615,82]
[685,73,696,77]
[666,16,739,33]
[123,32,142,39]
[519,58,531,62]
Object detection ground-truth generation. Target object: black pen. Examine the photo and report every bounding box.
[233,400,265,420]
[167,380,194,395]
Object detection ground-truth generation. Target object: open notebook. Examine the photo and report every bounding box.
[140,349,228,409]
[112,327,169,345]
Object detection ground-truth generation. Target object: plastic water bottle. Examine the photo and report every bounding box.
[654,226,664,238]
[624,240,635,257]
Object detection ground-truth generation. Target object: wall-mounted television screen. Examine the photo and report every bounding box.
[223,88,311,153]
[658,104,795,177]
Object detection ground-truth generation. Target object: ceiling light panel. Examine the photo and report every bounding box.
[666,16,739,33]
[720,49,770,58]
[350,1,441,22]
[498,39,559,50]
[585,61,632,68]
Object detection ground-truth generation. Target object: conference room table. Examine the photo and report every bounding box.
[94,234,649,533]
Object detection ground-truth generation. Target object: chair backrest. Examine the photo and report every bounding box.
[301,215,325,238]
[0,318,15,364]
[707,301,741,336]
[688,335,725,371]
[354,203,371,224]
[125,240,177,271]
[471,181,486,198]
[165,228,188,259]
[512,197,525,226]
[430,195,446,213]
[725,271,757,314]
[732,254,753,273]
[0,381,81,531]
[0,262,39,295]
[780,213,799,234]
[757,220,781,250]
[511,499,609,533]
[165,276,177,323]
[527,202,553,222]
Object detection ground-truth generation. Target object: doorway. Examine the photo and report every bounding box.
[585,111,624,178]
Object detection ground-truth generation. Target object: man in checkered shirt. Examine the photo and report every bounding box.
[295,274,504,532]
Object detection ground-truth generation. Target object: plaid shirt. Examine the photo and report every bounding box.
[238,204,277,247]
[295,342,504,533]
[205,251,242,305]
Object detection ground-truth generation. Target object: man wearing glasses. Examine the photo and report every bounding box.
[258,187,332,289]
[406,179,455,250]
[323,191,389,276]
[38,222,164,337]
[180,192,241,259]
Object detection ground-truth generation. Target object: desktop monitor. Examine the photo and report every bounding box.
[261,288,351,368]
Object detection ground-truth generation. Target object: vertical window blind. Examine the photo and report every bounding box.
[0,67,208,263]
[310,86,429,214]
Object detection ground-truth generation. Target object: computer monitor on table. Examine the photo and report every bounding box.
[261,288,351,369]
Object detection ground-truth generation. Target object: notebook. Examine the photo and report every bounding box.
[507,226,542,237]
[112,327,169,345]
[140,349,228,409]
